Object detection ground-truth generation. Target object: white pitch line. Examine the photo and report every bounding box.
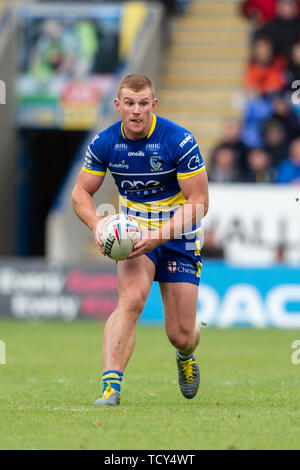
[1,406,96,413]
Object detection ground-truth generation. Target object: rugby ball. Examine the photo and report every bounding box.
[98,214,141,260]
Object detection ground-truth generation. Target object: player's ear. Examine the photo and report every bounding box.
[114,98,120,111]
[152,98,158,110]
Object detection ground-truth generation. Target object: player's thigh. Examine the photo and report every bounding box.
[160,282,199,335]
[117,254,156,312]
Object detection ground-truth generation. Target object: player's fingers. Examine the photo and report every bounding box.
[94,236,106,256]
[132,240,144,250]
[127,245,145,259]
[127,251,142,259]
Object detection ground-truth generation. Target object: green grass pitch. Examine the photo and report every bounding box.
[0,319,299,450]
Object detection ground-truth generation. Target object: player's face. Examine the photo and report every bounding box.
[114,87,158,140]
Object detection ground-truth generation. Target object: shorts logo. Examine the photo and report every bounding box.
[167,261,177,273]
[150,157,162,171]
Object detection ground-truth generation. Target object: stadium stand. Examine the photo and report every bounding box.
[157,0,250,162]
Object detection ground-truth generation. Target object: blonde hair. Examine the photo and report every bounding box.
[118,74,155,99]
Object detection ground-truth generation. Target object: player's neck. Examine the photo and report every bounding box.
[122,116,153,141]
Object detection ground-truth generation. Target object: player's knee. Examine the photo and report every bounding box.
[119,291,147,317]
[167,329,194,351]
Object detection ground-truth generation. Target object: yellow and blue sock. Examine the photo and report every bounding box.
[177,350,193,362]
[102,370,123,394]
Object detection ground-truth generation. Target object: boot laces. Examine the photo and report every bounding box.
[180,358,196,383]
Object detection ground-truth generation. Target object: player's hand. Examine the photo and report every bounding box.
[127,227,162,259]
[93,217,109,256]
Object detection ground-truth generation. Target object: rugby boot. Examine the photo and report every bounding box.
[176,351,200,399]
[94,383,120,406]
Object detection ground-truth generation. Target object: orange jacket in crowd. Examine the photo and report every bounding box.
[244,56,287,94]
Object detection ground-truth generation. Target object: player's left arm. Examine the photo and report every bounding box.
[128,170,209,258]
[158,169,209,242]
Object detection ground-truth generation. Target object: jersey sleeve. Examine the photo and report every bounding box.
[174,132,205,180]
[82,134,107,176]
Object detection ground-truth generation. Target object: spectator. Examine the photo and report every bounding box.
[244,36,287,95]
[241,95,273,148]
[242,148,276,182]
[270,94,300,139]
[256,0,300,57]
[263,117,291,165]
[276,137,300,182]
[287,41,300,84]
[208,146,241,183]
[241,0,276,26]
[211,119,250,173]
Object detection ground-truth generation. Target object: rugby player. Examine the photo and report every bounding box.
[72,74,209,405]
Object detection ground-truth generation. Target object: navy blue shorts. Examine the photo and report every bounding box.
[145,235,202,286]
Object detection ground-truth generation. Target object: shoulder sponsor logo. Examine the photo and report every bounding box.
[84,151,92,168]
[128,151,145,157]
[91,134,100,145]
[114,143,128,151]
[187,154,201,171]
[146,143,161,150]
[179,133,193,148]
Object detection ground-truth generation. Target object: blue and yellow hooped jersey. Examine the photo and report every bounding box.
[82,114,205,234]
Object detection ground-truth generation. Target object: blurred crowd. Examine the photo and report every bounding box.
[208,0,300,185]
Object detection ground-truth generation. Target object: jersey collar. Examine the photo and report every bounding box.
[121,113,157,141]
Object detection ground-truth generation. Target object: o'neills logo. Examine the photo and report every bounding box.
[128,151,145,157]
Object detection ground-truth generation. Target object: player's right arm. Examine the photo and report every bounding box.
[72,133,109,253]
[71,170,106,253]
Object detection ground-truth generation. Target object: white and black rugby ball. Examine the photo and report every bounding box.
[98,214,141,261]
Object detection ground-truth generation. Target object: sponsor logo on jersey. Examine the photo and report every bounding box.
[187,154,201,171]
[121,180,160,191]
[150,157,162,171]
[109,161,129,169]
[167,261,177,273]
[114,143,128,151]
[179,133,193,148]
[146,143,161,150]
[128,151,145,157]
